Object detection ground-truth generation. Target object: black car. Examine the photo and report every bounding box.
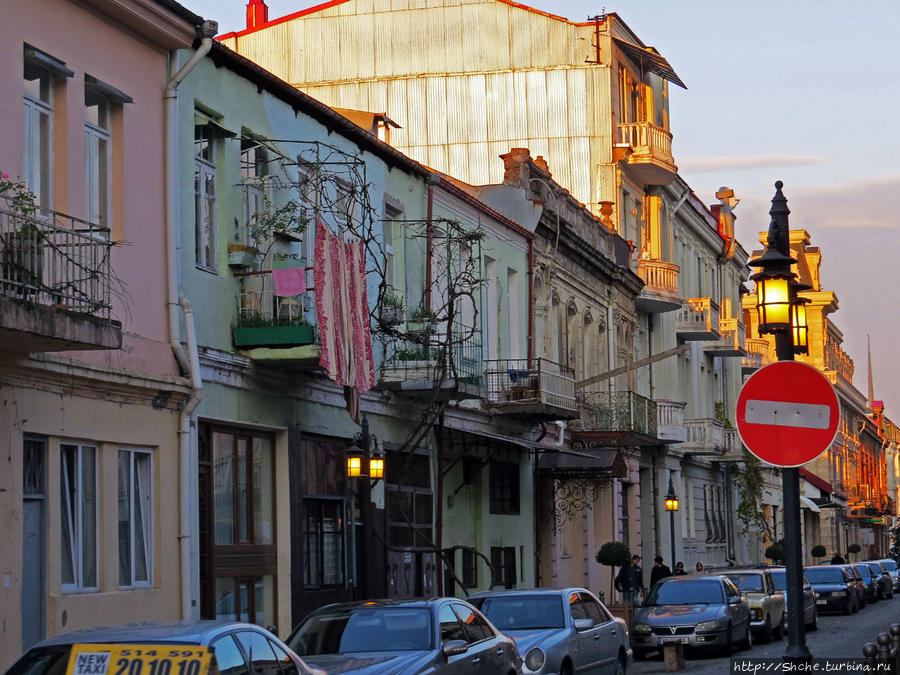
[286,598,522,675]
[864,562,893,600]
[804,565,859,614]
[841,565,867,609]
[851,563,880,604]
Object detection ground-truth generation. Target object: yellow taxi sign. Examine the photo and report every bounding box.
[66,644,212,675]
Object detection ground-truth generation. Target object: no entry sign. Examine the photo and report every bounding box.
[736,361,840,467]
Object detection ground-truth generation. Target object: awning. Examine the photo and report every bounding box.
[194,111,237,138]
[800,496,821,513]
[537,447,628,478]
[85,74,133,105]
[613,37,686,89]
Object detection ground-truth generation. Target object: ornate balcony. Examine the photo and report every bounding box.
[635,259,681,313]
[656,399,686,442]
[570,391,658,446]
[703,318,746,357]
[0,207,121,352]
[715,428,746,462]
[675,297,720,341]
[825,337,854,384]
[742,338,771,375]
[618,122,678,186]
[484,357,577,420]
[679,417,726,455]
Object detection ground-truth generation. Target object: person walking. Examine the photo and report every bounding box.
[673,561,688,576]
[830,551,846,564]
[649,555,672,587]
[615,555,646,605]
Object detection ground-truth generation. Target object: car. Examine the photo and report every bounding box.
[629,575,751,660]
[285,598,522,675]
[724,569,785,643]
[804,565,859,614]
[842,564,867,608]
[863,562,893,599]
[875,558,900,593]
[768,567,818,632]
[851,563,880,604]
[468,587,631,675]
[3,621,317,675]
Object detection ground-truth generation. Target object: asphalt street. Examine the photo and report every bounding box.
[629,594,900,674]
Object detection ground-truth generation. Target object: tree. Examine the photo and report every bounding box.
[811,544,826,564]
[847,543,861,561]
[596,541,631,602]
[765,540,785,565]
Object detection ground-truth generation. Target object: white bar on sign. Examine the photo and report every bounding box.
[744,400,831,430]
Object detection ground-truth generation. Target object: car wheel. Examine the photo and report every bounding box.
[560,660,573,675]
[759,616,773,644]
[739,621,753,650]
[719,624,734,657]
[615,654,627,675]
[807,608,818,632]
[773,614,784,640]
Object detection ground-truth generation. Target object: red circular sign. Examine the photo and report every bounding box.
[736,361,840,467]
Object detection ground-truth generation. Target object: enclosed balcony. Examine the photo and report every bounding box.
[679,417,726,456]
[742,338,771,375]
[0,207,121,353]
[381,319,484,401]
[484,357,577,420]
[570,391,658,446]
[635,259,681,313]
[618,121,678,186]
[675,297,720,341]
[656,399,686,443]
[233,269,319,368]
[703,318,746,357]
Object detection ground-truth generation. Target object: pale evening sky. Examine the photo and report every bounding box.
[185,0,900,416]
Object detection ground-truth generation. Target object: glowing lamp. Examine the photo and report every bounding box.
[751,272,792,334]
[369,457,384,480]
[346,455,362,478]
[792,296,810,355]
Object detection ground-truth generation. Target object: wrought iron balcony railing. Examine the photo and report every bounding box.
[573,391,658,439]
[484,357,576,414]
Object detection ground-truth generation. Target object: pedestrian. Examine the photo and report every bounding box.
[649,555,672,587]
[673,561,688,576]
[694,561,705,574]
[830,552,846,565]
[615,555,645,605]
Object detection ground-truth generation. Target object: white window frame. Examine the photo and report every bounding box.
[195,122,218,272]
[61,443,98,593]
[118,447,153,589]
[240,140,266,250]
[23,69,53,212]
[84,101,111,230]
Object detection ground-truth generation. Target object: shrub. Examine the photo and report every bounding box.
[765,541,785,565]
[811,544,827,562]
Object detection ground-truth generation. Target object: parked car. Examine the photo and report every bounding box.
[630,575,751,660]
[804,565,859,614]
[768,567,818,632]
[286,598,522,675]
[863,561,893,599]
[842,564,867,609]
[875,558,900,593]
[851,563,880,604]
[3,621,316,675]
[724,569,785,644]
[468,587,631,675]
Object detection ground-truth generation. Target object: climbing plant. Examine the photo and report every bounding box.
[733,450,770,536]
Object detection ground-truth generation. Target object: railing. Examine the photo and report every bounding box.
[675,297,720,338]
[656,399,686,442]
[574,391,658,438]
[636,259,680,295]
[743,338,770,370]
[618,121,675,164]
[483,357,576,412]
[385,319,483,386]
[682,418,726,453]
[236,267,315,326]
[0,207,113,318]
[723,428,741,454]
[825,336,854,383]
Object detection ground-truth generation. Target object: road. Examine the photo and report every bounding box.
[629,594,898,674]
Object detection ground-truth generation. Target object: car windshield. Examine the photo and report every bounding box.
[288,608,433,655]
[6,646,72,675]
[470,595,565,630]
[644,580,724,606]
[770,570,786,591]
[854,566,872,580]
[726,573,764,593]
[804,568,844,584]
[881,560,897,572]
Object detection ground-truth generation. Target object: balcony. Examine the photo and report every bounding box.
[618,121,677,186]
[703,318,746,357]
[716,429,746,462]
[825,337,854,384]
[675,297,720,341]
[656,399,686,442]
[570,391,658,446]
[234,270,319,368]
[381,320,484,401]
[0,207,121,352]
[742,338,771,375]
[679,418,726,456]
[483,357,577,420]
[635,259,681,313]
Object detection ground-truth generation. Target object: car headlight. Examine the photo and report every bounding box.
[832,591,846,597]
[749,609,761,621]
[524,648,545,672]
[696,620,721,632]
[632,623,651,633]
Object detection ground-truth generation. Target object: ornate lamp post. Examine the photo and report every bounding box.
[664,476,679,572]
[748,181,811,661]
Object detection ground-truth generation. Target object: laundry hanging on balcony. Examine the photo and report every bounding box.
[314,219,375,399]
[272,267,306,297]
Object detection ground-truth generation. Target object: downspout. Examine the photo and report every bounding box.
[164,22,216,622]
[425,183,434,309]
[527,238,534,363]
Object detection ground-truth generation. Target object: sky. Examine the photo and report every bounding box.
[187,0,900,414]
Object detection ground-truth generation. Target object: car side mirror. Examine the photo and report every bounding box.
[442,640,468,657]
[803,585,812,592]
[729,596,742,605]
[573,618,594,632]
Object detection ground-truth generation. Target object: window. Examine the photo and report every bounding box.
[439,604,466,642]
[452,604,493,642]
[386,451,433,548]
[60,443,97,591]
[118,448,152,587]
[83,75,130,230]
[490,546,516,589]
[195,119,219,270]
[235,631,280,675]
[489,461,519,515]
[210,635,248,675]
[241,139,266,249]
[383,205,402,292]
[303,499,344,588]
[462,549,477,588]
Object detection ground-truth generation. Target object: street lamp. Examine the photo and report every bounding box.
[748,181,811,662]
[791,282,811,356]
[664,476,678,572]
[344,414,385,483]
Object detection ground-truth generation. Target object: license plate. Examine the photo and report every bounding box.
[816,599,827,605]
[658,637,688,646]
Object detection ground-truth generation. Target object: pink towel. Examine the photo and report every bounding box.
[272,267,306,297]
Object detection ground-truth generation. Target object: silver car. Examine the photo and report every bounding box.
[469,588,631,675]
[630,575,751,660]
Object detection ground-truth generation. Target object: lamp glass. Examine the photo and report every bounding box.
[792,300,808,353]
[369,457,384,479]
[347,456,362,478]
[755,276,791,330]
[665,496,679,512]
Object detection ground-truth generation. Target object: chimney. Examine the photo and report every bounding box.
[246,0,269,30]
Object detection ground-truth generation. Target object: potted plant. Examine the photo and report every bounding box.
[379,289,405,326]
[765,540,785,565]
[596,541,632,623]
[848,543,862,561]
[406,301,436,341]
[811,544,826,564]
[1,173,44,292]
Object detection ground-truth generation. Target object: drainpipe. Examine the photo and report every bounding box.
[527,238,534,363]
